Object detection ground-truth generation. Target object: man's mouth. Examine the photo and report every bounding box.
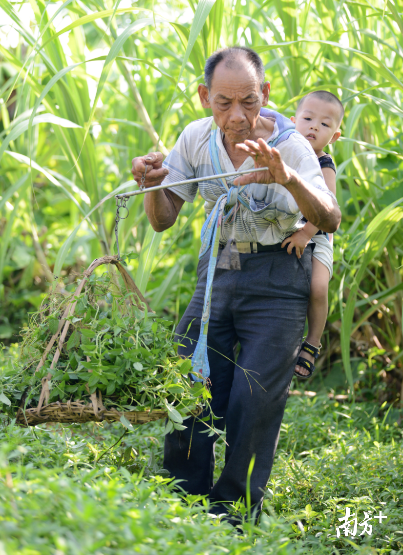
[306,133,316,140]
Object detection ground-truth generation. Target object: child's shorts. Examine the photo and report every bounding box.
[311,234,333,280]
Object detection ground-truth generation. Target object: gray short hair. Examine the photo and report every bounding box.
[204,47,265,90]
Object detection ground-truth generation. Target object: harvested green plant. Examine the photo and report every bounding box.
[2,259,209,430]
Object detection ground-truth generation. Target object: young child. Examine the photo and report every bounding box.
[282,90,344,378]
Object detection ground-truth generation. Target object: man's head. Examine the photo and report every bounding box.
[198,47,270,144]
[291,91,344,154]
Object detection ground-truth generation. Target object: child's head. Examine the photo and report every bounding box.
[291,91,343,154]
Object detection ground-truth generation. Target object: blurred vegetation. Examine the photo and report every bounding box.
[0,0,402,402]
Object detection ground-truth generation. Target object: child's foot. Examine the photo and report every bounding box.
[294,340,321,378]
[294,351,315,377]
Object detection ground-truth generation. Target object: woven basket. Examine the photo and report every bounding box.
[16,256,195,428]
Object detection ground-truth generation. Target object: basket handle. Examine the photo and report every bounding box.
[36,256,151,412]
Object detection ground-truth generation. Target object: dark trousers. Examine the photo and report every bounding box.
[164,245,313,516]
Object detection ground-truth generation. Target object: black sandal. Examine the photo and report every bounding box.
[294,340,321,379]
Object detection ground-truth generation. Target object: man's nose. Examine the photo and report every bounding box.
[229,103,246,122]
[310,121,319,131]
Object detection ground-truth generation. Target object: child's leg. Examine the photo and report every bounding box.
[295,258,330,377]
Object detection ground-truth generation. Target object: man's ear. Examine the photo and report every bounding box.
[290,116,296,123]
[198,84,211,109]
[261,81,271,106]
[329,130,341,144]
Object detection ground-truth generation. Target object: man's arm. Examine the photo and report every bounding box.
[282,164,338,256]
[144,189,184,232]
[234,139,341,233]
[285,173,340,233]
[131,152,185,232]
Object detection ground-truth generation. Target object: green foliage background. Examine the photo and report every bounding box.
[1,2,403,552]
[1,0,403,397]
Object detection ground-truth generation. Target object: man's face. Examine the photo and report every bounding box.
[198,59,270,144]
[291,97,342,153]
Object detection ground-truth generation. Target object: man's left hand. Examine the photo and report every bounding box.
[233,138,295,187]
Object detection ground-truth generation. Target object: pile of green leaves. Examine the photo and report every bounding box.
[2,271,208,429]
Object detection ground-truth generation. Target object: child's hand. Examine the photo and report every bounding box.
[282,228,313,258]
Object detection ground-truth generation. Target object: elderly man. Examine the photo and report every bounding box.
[131,46,340,522]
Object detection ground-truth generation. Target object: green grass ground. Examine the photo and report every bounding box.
[1,393,402,555]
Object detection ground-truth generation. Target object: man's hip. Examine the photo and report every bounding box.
[191,243,313,320]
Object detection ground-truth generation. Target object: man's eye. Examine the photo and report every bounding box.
[322,123,329,127]
[304,117,311,121]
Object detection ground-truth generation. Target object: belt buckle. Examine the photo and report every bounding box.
[236,242,251,254]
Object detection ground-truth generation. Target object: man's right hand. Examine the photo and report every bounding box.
[134,151,184,232]
[131,152,169,188]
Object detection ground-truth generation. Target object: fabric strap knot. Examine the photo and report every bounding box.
[227,186,238,207]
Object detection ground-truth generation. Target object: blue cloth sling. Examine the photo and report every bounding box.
[191,111,297,381]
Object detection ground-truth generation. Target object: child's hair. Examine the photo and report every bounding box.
[296,91,344,124]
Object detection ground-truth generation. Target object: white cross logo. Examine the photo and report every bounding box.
[374,511,387,524]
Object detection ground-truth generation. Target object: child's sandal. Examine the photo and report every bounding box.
[294,340,322,379]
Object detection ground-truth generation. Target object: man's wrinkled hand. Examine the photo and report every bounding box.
[131,152,168,188]
[281,228,312,259]
[233,138,295,187]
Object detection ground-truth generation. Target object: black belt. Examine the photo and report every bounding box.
[219,241,286,254]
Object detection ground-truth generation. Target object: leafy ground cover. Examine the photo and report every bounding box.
[1,371,402,554]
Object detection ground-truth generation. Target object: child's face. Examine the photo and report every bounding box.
[291,97,341,154]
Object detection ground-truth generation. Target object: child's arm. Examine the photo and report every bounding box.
[321,167,337,245]
[282,222,318,258]
[321,167,336,196]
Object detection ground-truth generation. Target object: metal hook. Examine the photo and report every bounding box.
[115,196,129,259]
